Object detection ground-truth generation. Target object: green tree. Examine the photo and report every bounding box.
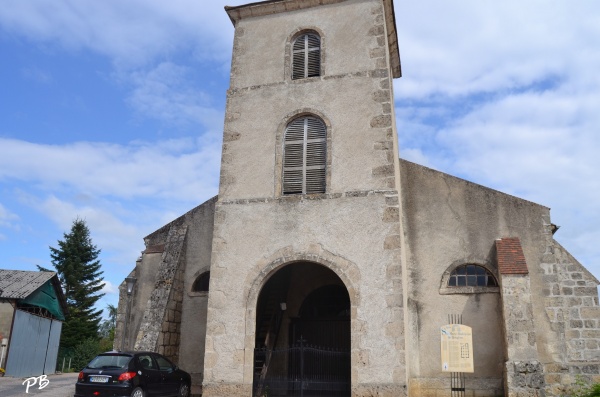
[48,218,105,350]
[98,304,117,351]
[106,303,117,328]
[98,304,117,338]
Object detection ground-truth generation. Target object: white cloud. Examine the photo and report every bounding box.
[0,0,244,68]
[395,0,599,99]
[100,280,119,295]
[0,0,243,133]
[0,203,19,227]
[395,0,600,279]
[0,136,221,201]
[126,62,224,130]
[21,195,143,269]
[0,136,222,277]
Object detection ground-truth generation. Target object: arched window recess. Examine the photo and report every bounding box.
[440,263,499,295]
[190,271,210,296]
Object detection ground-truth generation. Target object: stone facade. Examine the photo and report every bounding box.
[540,241,600,396]
[114,1,599,396]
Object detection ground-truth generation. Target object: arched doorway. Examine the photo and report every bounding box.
[253,262,351,397]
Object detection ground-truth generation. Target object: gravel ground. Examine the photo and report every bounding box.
[0,373,78,397]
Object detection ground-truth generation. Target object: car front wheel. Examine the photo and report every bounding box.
[131,387,145,397]
[178,382,190,397]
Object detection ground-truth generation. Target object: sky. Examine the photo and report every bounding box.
[1,0,599,316]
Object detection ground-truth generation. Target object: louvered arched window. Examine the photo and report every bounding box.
[283,116,326,194]
[292,33,321,80]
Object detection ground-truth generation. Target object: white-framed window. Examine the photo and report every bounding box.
[292,32,321,80]
[440,263,499,295]
[283,116,326,194]
[447,264,498,287]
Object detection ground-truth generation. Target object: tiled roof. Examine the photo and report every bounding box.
[495,237,529,275]
[0,269,57,299]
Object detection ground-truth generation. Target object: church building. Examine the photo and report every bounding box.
[114,1,600,396]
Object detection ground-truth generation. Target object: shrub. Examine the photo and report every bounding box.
[71,338,101,371]
[567,375,600,397]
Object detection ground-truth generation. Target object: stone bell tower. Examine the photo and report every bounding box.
[202,1,406,396]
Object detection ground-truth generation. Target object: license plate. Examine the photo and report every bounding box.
[90,376,109,383]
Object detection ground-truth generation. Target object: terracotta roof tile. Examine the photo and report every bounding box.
[496,237,529,275]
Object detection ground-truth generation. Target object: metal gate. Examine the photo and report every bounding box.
[253,340,350,397]
[45,320,62,374]
[5,310,62,377]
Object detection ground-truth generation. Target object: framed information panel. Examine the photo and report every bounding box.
[440,324,474,373]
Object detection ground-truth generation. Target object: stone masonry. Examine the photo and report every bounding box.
[540,237,600,395]
[497,237,545,397]
[134,224,187,364]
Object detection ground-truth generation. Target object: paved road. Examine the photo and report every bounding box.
[0,373,78,397]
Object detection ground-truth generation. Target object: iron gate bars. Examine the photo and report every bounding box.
[448,314,466,397]
[253,340,350,397]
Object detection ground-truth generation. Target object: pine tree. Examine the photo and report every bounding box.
[49,218,105,350]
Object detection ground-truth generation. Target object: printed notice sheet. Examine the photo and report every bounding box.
[440,324,474,373]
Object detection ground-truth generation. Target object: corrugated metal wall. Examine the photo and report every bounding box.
[5,310,62,377]
[44,320,62,374]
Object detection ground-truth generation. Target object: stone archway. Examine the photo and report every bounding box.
[252,262,351,397]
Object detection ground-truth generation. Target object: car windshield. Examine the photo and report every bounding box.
[87,354,131,369]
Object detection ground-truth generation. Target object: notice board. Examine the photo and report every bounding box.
[440,324,474,373]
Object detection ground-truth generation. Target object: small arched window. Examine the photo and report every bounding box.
[192,272,210,292]
[292,32,321,80]
[448,265,498,287]
[283,116,326,194]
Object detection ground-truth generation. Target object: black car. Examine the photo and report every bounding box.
[74,351,191,397]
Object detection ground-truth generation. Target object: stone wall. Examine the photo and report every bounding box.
[218,0,400,201]
[400,159,600,396]
[539,239,600,395]
[202,1,406,395]
[498,272,544,396]
[401,159,544,395]
[156,257,185,363]
[134,223,187,363]
[408,378,503,397]
[203,192,406,397]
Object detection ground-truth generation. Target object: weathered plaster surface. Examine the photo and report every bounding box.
[401,159,600,396]
[203,192,405,395]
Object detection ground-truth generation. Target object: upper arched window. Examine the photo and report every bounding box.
[192,272,210,292]
[283,116,326,194]
[447,265,498,287]
[292,32,321,80]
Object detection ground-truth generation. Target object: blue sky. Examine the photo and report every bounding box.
[1,0,600,316]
